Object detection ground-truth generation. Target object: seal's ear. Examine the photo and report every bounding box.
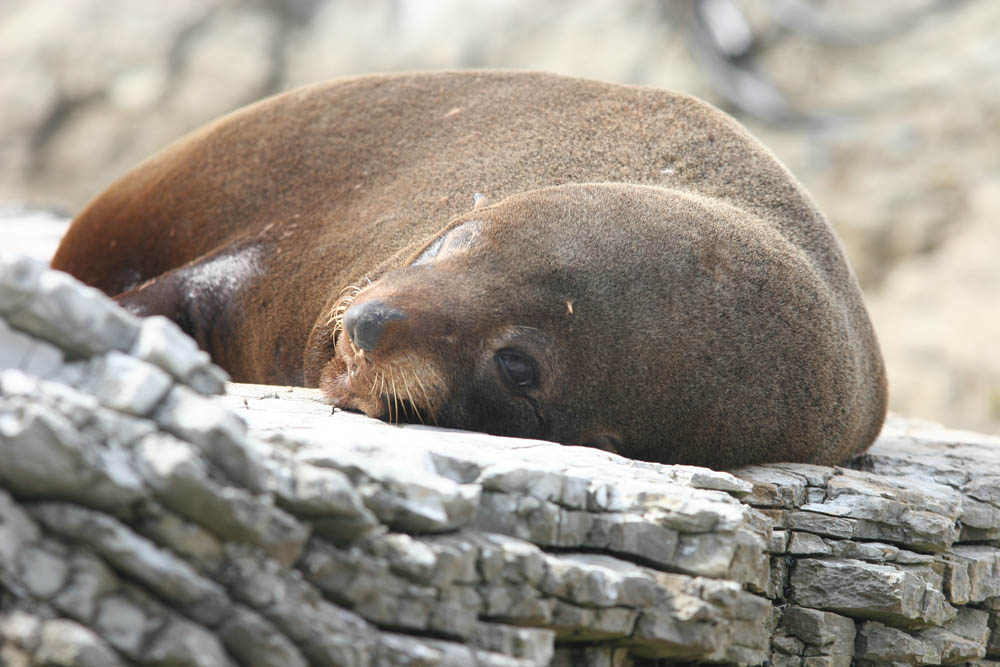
[473,192,490,209]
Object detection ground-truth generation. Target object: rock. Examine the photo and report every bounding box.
[855,621,942,666]
[217,607,309,667]
[916,608,990,664]
[153,385,262,491]
[30,503,231,627]
[78,351,173,416]
[3,257,1000,665]
[2,614,126,667]
[0,317,63,377]
[142,618,236,667]
[132,316,228,395]
[0,253,47,314]
[790,558,955,628]
[780,607,857,657]
[135,433,309,566]
[3,256,139,357]
[0,371,149,514]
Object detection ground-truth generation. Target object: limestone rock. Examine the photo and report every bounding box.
[789,558,954,628]
[3,257,1000,665]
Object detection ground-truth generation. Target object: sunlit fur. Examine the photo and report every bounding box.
[52,71,887,468]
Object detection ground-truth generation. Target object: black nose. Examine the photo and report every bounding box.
[343,299,407,352]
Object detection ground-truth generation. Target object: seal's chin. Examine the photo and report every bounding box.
[320,342,445,426]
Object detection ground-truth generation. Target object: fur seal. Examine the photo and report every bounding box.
[51,70,887,468]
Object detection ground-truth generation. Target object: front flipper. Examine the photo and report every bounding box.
[114,243,264,369]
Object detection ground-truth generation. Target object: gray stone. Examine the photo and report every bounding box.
[0,489,41,574]
[773,632,806,655]
[549,602,638,640]
[0,376,149,513]
[0,317,63,377]
[4,255,1000,665]
[799,481,960,552]
[131,316,217,389]
[224,550,375,667]
[135,433,308,566]
[95,594,158,656]
[137,511,226,572]
[218,607,309,667]
[6,265,138,357]
[963,476,1000,505]
[786,510,858,539]
[35,618,126,667]
[153,385,262,492]
[472,623,555,664]
[790,558,955,628]
[31,503,231,627]
[280,461,374,521]
[0,254,45,314]
[552,645,633,667]
[769,529,790,553]
[541,553,657,608]
[788,531,833,556]
[142,618,236,667]
[360,470,481,534]
[53,553,118,623]
[736,466,810,508]
[918,608,991,662]
[828,539,900,562]
[88,351,173,415]
[855,621,940,666]
[587,512,679,568]
[781,607,856,655]
[802,657,852,667]
[631,573,770,663]
[945,546,1000,604]
[989,611,1000,658]
[0,611,44,653]
[18,544,68,598]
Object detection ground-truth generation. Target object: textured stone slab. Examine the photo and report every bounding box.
[225,383,769,589]
[4,256,1000,666]
[790,558,955,628]
[2,255,140,358]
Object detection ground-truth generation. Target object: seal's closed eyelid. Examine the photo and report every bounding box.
[412,235,445,265]
[411,219,485,265]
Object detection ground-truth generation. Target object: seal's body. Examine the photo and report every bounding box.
[52,71,887,468]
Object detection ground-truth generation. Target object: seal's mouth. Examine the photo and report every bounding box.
[345,352,443,424]
[322,286,445,425]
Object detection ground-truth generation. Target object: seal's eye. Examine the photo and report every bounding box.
[495,349,539,392]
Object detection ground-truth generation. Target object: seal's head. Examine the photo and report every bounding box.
[320,183,881,468]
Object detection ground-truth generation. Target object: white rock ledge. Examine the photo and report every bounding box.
[2,252,1000,667]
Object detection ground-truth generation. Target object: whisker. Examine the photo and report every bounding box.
[326,284,363,339]
[402,377,424,424]
[380,372,390,421]
[349,353,441,427]
[391,373,402,425]
[409,367,438,425]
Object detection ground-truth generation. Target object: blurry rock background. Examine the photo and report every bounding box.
[1,0,997,434]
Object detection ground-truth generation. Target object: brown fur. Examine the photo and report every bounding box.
[51,71,887,468]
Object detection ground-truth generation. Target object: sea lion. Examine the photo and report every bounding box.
[51,70,887,468]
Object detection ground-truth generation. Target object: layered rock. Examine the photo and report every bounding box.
[2,253,1000,666]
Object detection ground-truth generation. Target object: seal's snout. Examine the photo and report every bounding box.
[343,299,407,352]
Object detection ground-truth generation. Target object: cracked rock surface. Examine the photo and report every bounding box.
[3,253,1000,666]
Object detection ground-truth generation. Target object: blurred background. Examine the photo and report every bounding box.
[2,0,997,435]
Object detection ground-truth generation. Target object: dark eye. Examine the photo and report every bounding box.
[495,349,539,392]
